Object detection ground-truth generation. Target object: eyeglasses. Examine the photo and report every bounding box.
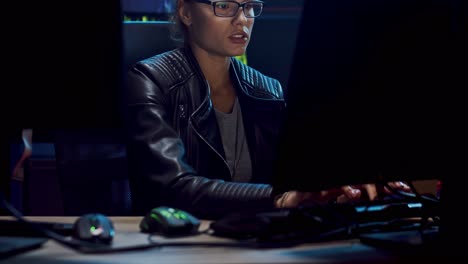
[193,0,264,18]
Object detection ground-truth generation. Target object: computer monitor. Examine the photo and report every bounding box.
[1,1,124,131]
[121,0,176,20]
[272,0,465,254]
[272,0,463,193]
[0,1,124,207]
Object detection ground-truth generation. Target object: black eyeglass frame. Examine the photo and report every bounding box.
[193,0,265,18]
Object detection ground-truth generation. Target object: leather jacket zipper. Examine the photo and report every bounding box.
[189,119,232,177]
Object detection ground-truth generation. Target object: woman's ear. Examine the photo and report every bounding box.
[178,0,192,27]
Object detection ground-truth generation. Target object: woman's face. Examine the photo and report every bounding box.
[180,0,255,58]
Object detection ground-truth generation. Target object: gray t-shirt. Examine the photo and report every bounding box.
[214,98,252,182]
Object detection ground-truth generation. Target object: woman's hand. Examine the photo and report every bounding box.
[336,182,412,203]
[274,181,412,208]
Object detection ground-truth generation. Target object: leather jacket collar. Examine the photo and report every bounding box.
[182,46,286,168]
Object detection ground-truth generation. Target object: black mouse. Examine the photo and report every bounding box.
[140,206,201,237]
[72,213,115,244]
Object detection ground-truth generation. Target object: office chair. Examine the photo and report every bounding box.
[54,129,130,216]
[54,21,177,216]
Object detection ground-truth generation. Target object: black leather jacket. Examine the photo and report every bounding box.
[126,46,286,219]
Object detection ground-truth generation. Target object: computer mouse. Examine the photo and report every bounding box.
[140,206,201,237]
[72,213,115,244]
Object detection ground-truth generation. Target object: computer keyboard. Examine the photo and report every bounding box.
[210,207,349,246]
[210,198,439,246]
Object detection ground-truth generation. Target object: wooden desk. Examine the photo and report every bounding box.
[2,216,443,264]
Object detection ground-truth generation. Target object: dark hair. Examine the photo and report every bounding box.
[169,0,188,46]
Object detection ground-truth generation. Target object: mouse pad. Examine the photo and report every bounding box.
[0,236,48,260]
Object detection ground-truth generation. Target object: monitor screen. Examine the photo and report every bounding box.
[121,0,175,21]
[121,0,175,14]
[1,1,124,131]
[272,0,463,194]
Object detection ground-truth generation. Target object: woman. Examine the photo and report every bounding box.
[125,0,409,219]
